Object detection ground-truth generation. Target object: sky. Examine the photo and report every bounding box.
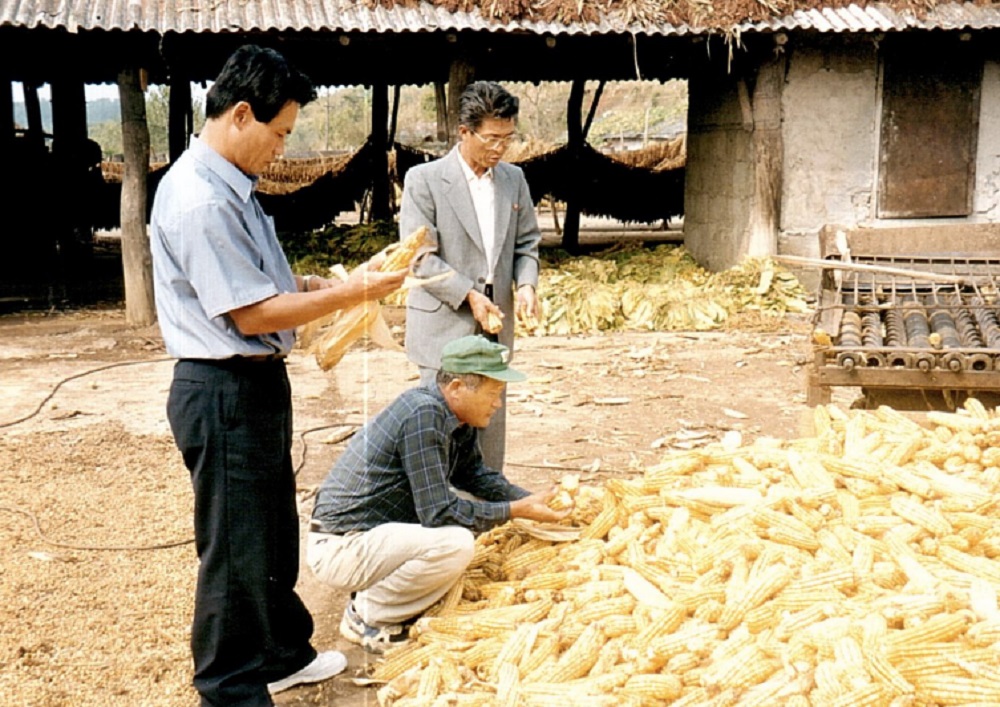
[12,81,209,102]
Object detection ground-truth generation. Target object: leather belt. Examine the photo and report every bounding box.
[235,354,287,363]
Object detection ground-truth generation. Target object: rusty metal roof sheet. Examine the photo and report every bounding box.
[3,0,1000,35]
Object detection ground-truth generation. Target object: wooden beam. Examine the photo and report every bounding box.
[118,67,156,327]
[168,76,192,163]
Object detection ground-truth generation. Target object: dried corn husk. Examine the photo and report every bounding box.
[518,245,810,338]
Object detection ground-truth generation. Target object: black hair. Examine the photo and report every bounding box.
[458,81,519,131]
[205,44,317,123]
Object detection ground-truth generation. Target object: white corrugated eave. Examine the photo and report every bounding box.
[3,0,1000,35]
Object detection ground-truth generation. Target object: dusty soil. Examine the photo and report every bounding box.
[0,304,855,706]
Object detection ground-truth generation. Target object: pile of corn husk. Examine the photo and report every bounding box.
[520,245,811,337]
[372,399,1000,706]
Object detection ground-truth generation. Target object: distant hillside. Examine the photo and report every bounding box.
[14,98,120,131]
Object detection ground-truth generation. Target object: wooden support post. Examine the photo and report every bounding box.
[118,67,156,327]
[51,78,88,146]
[22,81,45,152]
[446,59,474,147]
[561,79,586,254]
[746,55,785,258]
[434,82,448,143]
[168,75,192,163]
[0,72,14,154]
[369,82,391,223]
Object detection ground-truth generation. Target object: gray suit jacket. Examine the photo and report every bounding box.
[400,147,541,369]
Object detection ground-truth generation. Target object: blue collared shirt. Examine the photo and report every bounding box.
[312,385,531,534]
[150,137,297,359]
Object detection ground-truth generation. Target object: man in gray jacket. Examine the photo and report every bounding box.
[399,81,542,472]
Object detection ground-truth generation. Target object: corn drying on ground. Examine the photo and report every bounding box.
[519,245,810,337]
[371,398,1000,707]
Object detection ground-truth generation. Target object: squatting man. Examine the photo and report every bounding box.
[308,334,568,653]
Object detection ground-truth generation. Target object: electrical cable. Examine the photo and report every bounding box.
[0,357,172,429]
[1,356,355,551]
[0,505,193,551]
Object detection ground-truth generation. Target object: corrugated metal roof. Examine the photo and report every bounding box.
[2,0,1000,36]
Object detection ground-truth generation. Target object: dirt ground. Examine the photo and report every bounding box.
[0,303,857,706]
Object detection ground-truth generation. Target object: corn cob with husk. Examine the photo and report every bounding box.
[383,225,432,272]
[371,398,1000,705]
[302,226,431,370]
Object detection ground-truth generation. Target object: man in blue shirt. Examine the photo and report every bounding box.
[150,45,406,706]
[308,335,567,654]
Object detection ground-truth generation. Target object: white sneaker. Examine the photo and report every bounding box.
[267,650,348,695]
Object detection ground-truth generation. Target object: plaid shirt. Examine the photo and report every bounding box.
[312,385,530,534]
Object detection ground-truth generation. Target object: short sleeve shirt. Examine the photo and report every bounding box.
[150,138,298,358]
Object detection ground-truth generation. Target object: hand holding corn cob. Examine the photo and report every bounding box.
[511,487,572,523]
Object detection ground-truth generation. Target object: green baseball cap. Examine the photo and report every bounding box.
[440,335,527,382]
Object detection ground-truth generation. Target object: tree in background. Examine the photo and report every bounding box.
[84,80,685,158]
[88,85,204,159]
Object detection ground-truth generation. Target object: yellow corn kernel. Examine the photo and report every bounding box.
[414,657,442,702]
[622,674,683,701]
[914,676,1000,705]
[828,683,893,707]
[372,643,443,681]
[886,613,969,658]
[545,622,607,683]
[489,622,538,680]
[889,495,952,536]
[574,595,636,625]
[717,562,794,630]
[927,410,986,434]
[862,645,914,697]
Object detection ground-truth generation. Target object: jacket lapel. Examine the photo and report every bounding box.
[442,148,485,256]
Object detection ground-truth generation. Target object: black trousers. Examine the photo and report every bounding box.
[168,359,315,706]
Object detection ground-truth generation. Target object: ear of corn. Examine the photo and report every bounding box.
[383,225,432,272]
[371,399,1000,705]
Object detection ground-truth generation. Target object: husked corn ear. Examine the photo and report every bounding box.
[828,682,894,707]
[914,676,1000,705]
[489,622,538,680]
[545,622,607,682]
[372,643,444,681]
[718,563,794,630]
[926,410,986,433]
[485,311,504,334]
[889,494,952,536]
[622,674,683,700]
[415,658,443,702]
[383,225,431,271]
[495,661,520,707]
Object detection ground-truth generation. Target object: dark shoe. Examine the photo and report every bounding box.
[267,651,347,695]
[339,601,409,654]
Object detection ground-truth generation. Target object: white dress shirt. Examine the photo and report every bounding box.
[458,155,496,285]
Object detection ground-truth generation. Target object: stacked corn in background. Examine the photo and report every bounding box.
[374,399,1000,706]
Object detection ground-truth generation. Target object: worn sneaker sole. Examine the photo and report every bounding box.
[339,607,407,655]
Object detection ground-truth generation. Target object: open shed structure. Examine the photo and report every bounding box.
[4,0,1000,319]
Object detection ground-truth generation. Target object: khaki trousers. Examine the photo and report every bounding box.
[307,523,474,627]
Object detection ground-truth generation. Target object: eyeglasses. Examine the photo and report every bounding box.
[470,130,516,150]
